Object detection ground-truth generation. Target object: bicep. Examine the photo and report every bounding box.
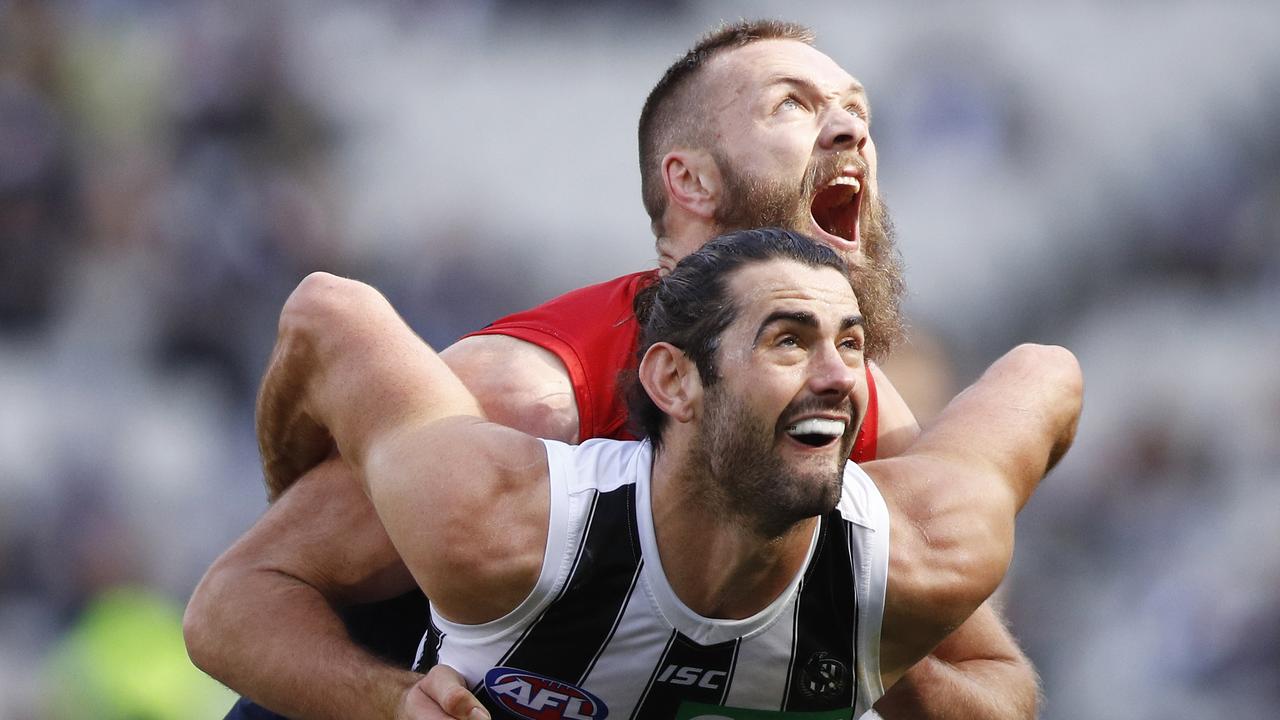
[442,335,579,442]
[362,417,552,625]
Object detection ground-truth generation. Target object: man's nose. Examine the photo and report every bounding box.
[809,343,859,398]
[819,107,868,153]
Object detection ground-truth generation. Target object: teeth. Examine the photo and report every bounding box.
[786,418,847,438]
[829,176,861,194]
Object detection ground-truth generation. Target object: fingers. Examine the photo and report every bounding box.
[421,665,489,720]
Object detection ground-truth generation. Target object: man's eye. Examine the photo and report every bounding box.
[846,105,867,120]
[840,337,863,351]
[777,335,800,347]
[780,97,802,111]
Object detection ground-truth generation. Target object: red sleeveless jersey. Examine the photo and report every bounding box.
[465,271,879,462]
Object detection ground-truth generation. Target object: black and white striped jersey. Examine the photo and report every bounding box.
[415,438,890,720]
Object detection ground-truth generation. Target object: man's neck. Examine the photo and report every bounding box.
[655,218,718,274]
[648,442,818,620]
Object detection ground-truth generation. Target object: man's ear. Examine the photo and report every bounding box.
[661,149,720,221]
[638,342,702,424]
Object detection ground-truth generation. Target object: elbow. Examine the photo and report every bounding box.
[1008,343,1083,409]
[183,563,228,677]
[183,549,257,681]
[1008,343,1083,470]
[278,272,372,347]
[278,272,334,339]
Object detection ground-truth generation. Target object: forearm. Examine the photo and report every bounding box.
[876,653,1039,720]
[916,344,1082,509]
[186,559,419,720]
[876,600,1039,720]
[185,459,424,719]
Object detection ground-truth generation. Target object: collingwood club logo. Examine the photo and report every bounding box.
[798,652,847,700]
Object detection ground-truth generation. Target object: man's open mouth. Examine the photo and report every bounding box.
[784,418,848,448]
[809,175,862,251]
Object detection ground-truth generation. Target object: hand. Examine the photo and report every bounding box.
[396,665,489,720]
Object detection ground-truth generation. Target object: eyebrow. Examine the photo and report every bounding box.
[767,75,867,103]
[753,310,865,344]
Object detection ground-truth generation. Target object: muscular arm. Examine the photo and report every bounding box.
[869,366,1041,720]
[262,272,550,620]
[186,275,578,717]
[870,343,1082,688]
[185,456,423,719]
[259,319,579,500]
[874,602,1040,720]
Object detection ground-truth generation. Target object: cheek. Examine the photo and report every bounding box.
[850,377,869,417]
[864,141,879,173]
[716,343,753,373]
[749,127,814,169]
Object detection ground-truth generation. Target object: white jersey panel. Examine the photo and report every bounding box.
[838,461,891,705]
[414,438,891,719]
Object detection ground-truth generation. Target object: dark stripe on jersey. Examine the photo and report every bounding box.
[412,610,445,672]
[468,490,608,699]
[629,630,678,718]
[782,512,857,711]
[630,631,740,719]
[580,558,645,683]
[489,484,642,684]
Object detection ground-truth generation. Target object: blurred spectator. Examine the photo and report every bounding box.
[43,586,234,720]
[0,75,78,332]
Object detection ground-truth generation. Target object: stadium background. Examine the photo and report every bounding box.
[1,0,1277,717]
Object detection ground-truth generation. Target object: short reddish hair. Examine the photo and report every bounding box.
[637,20,815,237]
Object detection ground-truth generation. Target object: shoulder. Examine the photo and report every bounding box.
[467,270,654,355]
[837,460,890,533]
[450,270,659,441]
[440,335,579,441]
[469,270,658,337]
[542,437,650,495]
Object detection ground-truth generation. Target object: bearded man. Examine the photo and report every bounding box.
[238,229,1080,719]
[186,20,1041,720]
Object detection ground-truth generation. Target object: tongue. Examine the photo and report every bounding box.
[812,185,856,239]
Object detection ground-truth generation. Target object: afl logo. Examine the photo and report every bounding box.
[483,667,609,720]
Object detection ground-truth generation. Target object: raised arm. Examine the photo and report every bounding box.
[868,365,1041,720]
[870,343,1082,687]
[264,272,551,622]
[187,274,578,719]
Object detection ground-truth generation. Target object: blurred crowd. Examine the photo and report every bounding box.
[0,1,1276,718]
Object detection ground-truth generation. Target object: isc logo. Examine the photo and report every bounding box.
[483,667,609,720]
[655,664,727,690]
